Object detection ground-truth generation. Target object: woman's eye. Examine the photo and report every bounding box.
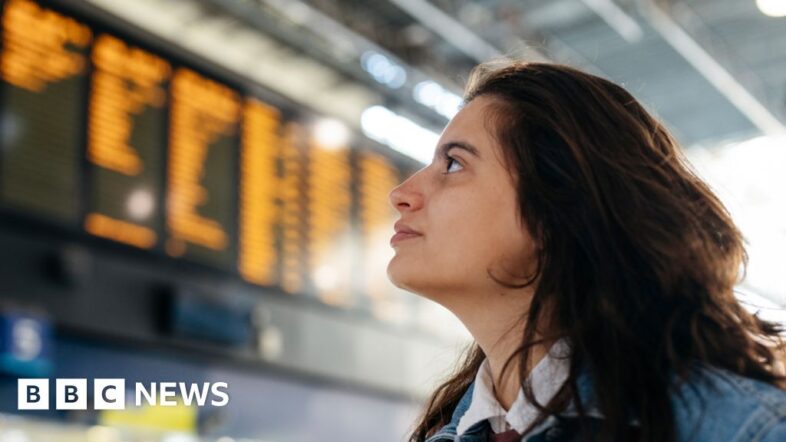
[444,155,463,174]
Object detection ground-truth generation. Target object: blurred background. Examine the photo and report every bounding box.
[0,0,783,440]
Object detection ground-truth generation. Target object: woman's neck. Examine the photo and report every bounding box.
[449,288,548,410]
[487,339,550,410]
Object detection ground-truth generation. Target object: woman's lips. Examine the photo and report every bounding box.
[390,231,422,246]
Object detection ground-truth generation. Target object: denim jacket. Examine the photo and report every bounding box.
[424,365,786,442]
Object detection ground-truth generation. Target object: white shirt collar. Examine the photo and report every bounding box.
[456,339,570,435]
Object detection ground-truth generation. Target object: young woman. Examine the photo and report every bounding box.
[387,61,786,442]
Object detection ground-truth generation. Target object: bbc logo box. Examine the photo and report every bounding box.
[17,378,49,410]
[18,378,125,410]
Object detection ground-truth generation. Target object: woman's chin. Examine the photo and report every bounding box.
[386,257,406,288]
[386,258,421,293]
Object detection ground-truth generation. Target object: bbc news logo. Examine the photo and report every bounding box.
[18,379,229,410]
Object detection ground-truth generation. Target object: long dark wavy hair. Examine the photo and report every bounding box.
[408,61,786,442]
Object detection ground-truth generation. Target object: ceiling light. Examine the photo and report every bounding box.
[756,0,786,17]
[360,51,408,89]
[413,81,461,119]
[360,106,438,164]
[313,118,350,150]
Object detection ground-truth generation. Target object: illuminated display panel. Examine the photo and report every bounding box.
[166,68,240,270]
[357,151,411,323]
[306,140,354,307]
[0,0,427,325]
[238,98,280,286]
[0,0,91,223]
[280,122,308,295]
[85,34,170,249]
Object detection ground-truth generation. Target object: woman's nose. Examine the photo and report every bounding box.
[388,174,424,213]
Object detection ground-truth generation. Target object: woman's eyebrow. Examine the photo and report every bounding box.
[436,141,481,159]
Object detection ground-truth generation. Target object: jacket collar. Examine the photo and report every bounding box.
[425,365,605,441]
[457,344,571,435]
[424,379,487,441]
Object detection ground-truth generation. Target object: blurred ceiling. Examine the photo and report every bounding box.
[85,0,786,148]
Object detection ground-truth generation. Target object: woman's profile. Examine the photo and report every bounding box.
[387,61,786,442]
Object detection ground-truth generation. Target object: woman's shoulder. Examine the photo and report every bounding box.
[672,365,786,441]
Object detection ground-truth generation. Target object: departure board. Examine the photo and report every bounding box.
[0,0,425,324]
[238,98,281,286]
[307,139,354,307]
[357,151,409,323]
[85,34,170,249]
[280,122,309,295]
[0,0,90,223]
[166,68,240,270]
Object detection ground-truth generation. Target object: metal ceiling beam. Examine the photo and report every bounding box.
[387,0,549,63]
[579,0,644,42]
[202,0,454,128]
[637,0,786,137]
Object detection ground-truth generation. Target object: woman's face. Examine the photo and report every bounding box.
[387,95,538,304]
